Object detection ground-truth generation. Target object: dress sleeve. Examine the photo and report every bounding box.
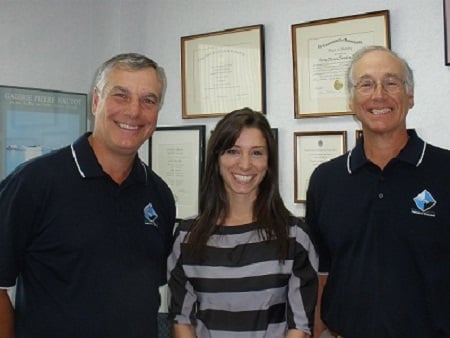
[286,220,319,335]
[167,225,197,325]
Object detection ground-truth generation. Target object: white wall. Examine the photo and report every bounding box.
[2,0,450,218]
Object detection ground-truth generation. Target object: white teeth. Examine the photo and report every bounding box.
[371,108,391,115]
[118,123,138,130]
[234,174,252,182]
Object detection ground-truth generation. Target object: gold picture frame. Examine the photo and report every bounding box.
[292,10,390,118]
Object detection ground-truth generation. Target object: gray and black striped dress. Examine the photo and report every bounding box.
[167,217,318,338]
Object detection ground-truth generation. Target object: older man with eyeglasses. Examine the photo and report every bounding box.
[306,45,450,338]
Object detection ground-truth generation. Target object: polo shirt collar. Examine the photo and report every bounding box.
[347,129,427,174]
[70,132,148,184]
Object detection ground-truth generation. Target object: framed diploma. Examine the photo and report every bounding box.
[292,10,390,118]
[181,25,266,118]
[444,0,450,65]
[294,131,347,203]
[0,85,87,180]
[149,125,206,220]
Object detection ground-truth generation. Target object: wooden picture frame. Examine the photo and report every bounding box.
[181,25,266,118]
[0,85,87,180]
[292,10,390,118]
[149,125,205,220]
[294,131,347,203]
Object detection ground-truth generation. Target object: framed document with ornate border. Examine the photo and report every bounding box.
[294,131,347,203]
[181,25,265,118]
[149,125,205,219]
[292,10,390,118]
[0,85,87,180]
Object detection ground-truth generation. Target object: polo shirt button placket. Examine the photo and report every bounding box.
[378,174,385,199]
[115,189,122,216]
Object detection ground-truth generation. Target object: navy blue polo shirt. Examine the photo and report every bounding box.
[306,130,450,338]
[0,133,176,338]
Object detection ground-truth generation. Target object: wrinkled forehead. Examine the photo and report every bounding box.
[106,67,162,93]
[354,50,404,79]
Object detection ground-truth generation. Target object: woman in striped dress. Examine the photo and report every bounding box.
[167,108,318,338]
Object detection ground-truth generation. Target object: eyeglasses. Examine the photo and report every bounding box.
[354,76,405,95]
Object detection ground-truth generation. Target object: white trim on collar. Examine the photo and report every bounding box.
[70,143,86,178]
[139,160,148,183]
[416,141,427,167]
[346,149,353,174]
[346,140,427,174]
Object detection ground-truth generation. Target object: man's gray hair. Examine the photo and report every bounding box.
[94,53,166,106]
[346,45,414,98]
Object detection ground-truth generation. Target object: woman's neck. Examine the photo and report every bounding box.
[223,195,255,226]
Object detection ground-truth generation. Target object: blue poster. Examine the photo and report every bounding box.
[0,86,87,179]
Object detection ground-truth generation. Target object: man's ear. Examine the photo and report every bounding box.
[92,88,99,116]
[408,93,414,109]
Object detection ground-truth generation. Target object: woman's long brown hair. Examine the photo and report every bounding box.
[186,108,292,261]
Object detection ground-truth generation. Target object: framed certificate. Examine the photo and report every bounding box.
[181,25,266,118]
[0,85,87,180]
[444,0,450,65]
[294,131,347,203]
[149,125,206,220]
[292,10,390,118]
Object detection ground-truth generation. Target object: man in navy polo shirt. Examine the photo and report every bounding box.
[306,46,450,338]
[0,53,176,337]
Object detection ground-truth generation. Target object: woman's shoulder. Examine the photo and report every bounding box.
[289,215,306,227]
[176,217,197,232]
[289,215,313,235]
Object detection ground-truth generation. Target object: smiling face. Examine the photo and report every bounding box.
[91,66,162,158]
[219,127,268,202]
[350,50,414,136]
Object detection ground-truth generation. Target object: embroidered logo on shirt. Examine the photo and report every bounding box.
[144,202,159,227]
[411,189,436,217]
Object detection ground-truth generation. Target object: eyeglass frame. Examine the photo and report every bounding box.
[352,75,406,96]
[346,46,415,99]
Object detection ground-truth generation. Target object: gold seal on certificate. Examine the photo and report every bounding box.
[334,79,344,91]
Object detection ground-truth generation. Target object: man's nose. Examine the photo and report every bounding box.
[372,81,388,97]
[125,97,141,116]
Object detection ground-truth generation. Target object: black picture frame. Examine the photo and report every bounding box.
[149,125,206,220]
[444,0,450,65]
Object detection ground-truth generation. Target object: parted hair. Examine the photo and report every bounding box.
[347,45,414,98]
[186,107,292,260]
[93,52,166,106]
